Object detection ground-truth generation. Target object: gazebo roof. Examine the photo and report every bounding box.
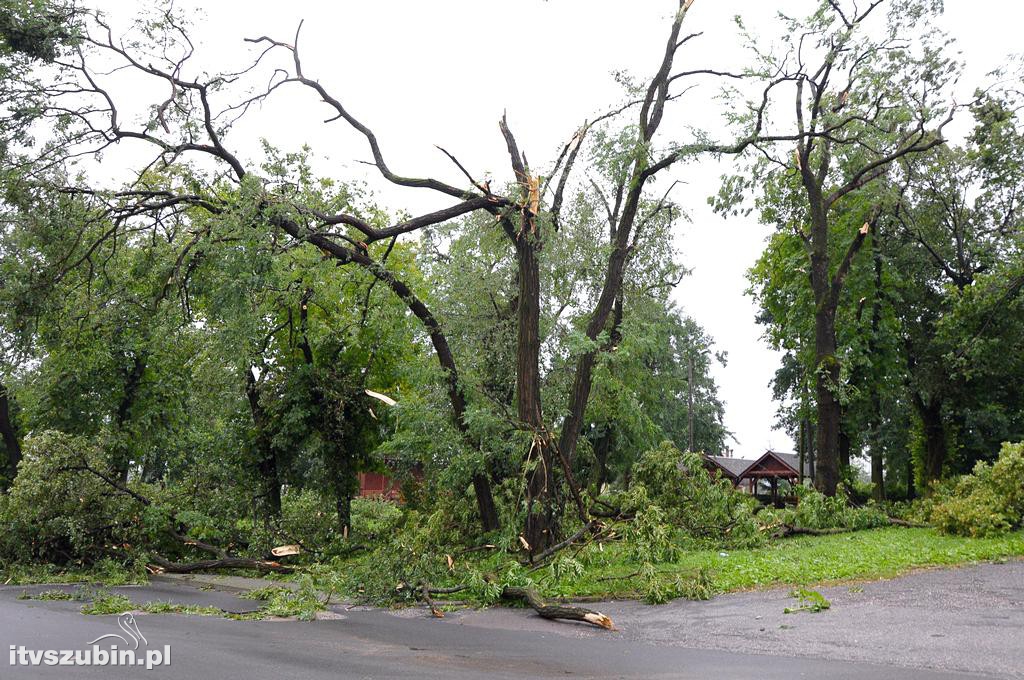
[703,455,756,480]
[741,450,801,479]
[701,450,801,481]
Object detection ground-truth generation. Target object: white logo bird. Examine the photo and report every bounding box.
[88,613,147,650]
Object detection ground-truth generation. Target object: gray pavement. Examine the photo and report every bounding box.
[0,560,1021,679]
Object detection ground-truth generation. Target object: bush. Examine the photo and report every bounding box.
[760,485,890,531]
[0,432,148,566]
[629,442,764,548]
[930,442,1024,537]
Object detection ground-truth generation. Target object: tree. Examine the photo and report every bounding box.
[718,0,960,495]
[3,0,770,549]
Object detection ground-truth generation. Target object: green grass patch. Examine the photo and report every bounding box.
[139,601,223,617]
[0,559,146,587]
[556,527,1024,599]
[80,592,134,615]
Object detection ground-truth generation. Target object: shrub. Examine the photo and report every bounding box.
[351,497,404,539]
[629,442,764,548]
[760,485,890,531]
[930,442,1024,537]
[0,432,147,565]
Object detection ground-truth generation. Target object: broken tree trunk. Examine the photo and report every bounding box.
[501,586,614,630]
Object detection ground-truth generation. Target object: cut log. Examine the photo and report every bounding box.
[501,586,614,630]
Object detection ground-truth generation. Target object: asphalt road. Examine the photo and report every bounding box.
[1,560,1021,679]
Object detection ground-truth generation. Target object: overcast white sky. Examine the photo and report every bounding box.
[93,0,1024,455]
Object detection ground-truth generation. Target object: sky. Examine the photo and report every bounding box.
[92,0,1024,456]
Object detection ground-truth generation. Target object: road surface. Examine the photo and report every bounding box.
[1,559,1021,679]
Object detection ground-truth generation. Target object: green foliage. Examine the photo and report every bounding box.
[80,592,133,616]
[761,486,890,531]
[0,432,148,565]
[930,442,1024,537]
[784,588,831,614]
[251,577,325,621]
[629,442,763,548]
[30,589,73,601]
[139,601,222,617]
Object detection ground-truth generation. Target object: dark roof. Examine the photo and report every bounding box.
[745,450,801,477]
[704,455,756,479]
[770,450,811,477]
[702,451,804,480]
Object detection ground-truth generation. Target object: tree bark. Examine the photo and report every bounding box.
[516,233,559,554]
[868,237,886,501]
[0,381,22,486]
[245,369,282,518]
[112,353,148,482]
[915,395,946,491]
[813,300,841,496]
[500,586,613,630]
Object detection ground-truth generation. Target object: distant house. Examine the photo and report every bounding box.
[701,450,805,506]
[357,462,424,501]
[357,471,403,500]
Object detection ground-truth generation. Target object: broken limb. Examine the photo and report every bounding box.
[500,586,615,630]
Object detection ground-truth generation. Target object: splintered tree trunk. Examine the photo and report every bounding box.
[516,235,558,554]
[0,382,22,486]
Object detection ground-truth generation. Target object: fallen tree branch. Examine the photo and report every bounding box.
[529,520,599,565]
[148,555,293,574]
[887,517,930,528]
[773,516,931,538]
[62,458,296,574]
[419,581,445,618]
[501,586,614,630]
[773,524,856,538]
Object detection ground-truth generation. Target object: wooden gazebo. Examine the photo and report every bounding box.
[701,450,803,506]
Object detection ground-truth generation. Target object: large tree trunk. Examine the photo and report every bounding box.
[915,396,946,492]
[868,238,886,501]
[245,369,282,519]
[813,302,841,496]
[0,381,22,486]
[515,234,559,554]
[112,354,147,482]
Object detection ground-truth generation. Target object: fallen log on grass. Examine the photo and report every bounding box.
[773,516,932,538]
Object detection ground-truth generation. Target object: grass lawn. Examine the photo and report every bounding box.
[551,527,1024,600]
[5,527,1023,608]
